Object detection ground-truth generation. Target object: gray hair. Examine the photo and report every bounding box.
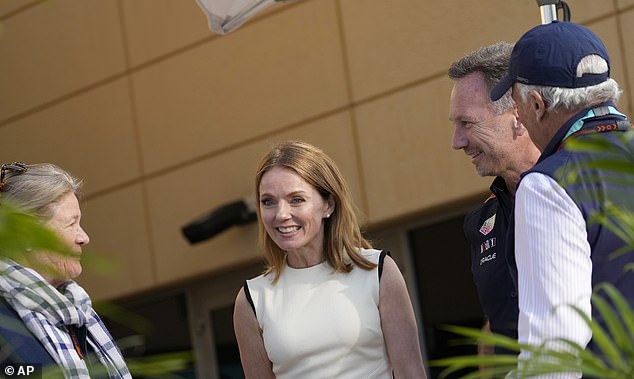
[0,163,82,221]
[515,54,621,112]
[448,41,516,115]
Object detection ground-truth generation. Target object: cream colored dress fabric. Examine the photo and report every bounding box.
[246,248,391,379]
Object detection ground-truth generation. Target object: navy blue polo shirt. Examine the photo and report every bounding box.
[464,176,518,346]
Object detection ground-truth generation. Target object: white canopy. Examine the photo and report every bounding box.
[196,0,285,35]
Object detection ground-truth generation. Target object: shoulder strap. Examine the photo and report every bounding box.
[378,250,391,281]
[243,281,256,316]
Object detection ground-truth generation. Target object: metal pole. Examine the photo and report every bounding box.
[536,0,559,24]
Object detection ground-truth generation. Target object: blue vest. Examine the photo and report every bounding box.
[521,102,634,351]
[0,297,56,366]
[0,297,109,377]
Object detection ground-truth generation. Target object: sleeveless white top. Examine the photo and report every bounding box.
[246,248,391,379]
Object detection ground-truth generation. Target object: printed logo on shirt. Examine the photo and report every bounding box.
[480,252,497,266]
[480,237,496,254]
[480,237,497,265]
[479,214,496,235]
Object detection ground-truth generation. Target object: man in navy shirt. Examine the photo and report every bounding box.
[448,42,540,355]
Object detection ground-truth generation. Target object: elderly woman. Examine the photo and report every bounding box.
[0,162,131,378]
[234,141,428,378]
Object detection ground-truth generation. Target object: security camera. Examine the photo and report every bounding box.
[182,198,257,244]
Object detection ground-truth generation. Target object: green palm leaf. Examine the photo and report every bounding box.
[431,284,634,378]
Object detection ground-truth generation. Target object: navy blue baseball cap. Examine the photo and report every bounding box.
[490,21,610,101]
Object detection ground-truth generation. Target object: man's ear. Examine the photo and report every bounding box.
[513,120,528,137]
[510,107,527,137]
[529,90,547,121]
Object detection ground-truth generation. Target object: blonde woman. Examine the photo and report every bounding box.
[234,141,427,379]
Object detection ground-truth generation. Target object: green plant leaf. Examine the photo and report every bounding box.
[591,290,634,358]
[570,305,627,372]
[0,202,70,258]
[125,350,194,378]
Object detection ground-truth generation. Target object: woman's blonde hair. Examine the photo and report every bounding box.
[255,141,374,282]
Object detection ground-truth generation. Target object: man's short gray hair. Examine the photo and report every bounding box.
[448,41,516,115]
[515,54,621,112]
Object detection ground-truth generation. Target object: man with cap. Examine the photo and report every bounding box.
[491,21,634,377]
[448,42,540,357]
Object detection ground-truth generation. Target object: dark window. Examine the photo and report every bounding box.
[409,214,483,378]
[101,292,195,378]
[211,305,244,379]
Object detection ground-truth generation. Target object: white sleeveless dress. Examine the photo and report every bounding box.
[246,248,391,379]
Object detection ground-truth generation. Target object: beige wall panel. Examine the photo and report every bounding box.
[340,1,619,102]
[619,10,634,116]
[78,185,155,300]
[618,0,634,9]
[0,0,37,17]
[146,112,363,285]
[340,1,537,102]
[588,17,632,116]
[121,0,285,66]
[121,0,211,66]
[356,77,489,223]
[0,0,126,122]
[0,79,140,196]
[132,0,347,174]
[566,1,616,23]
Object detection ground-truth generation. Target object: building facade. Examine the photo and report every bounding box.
[2,1,633,377]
